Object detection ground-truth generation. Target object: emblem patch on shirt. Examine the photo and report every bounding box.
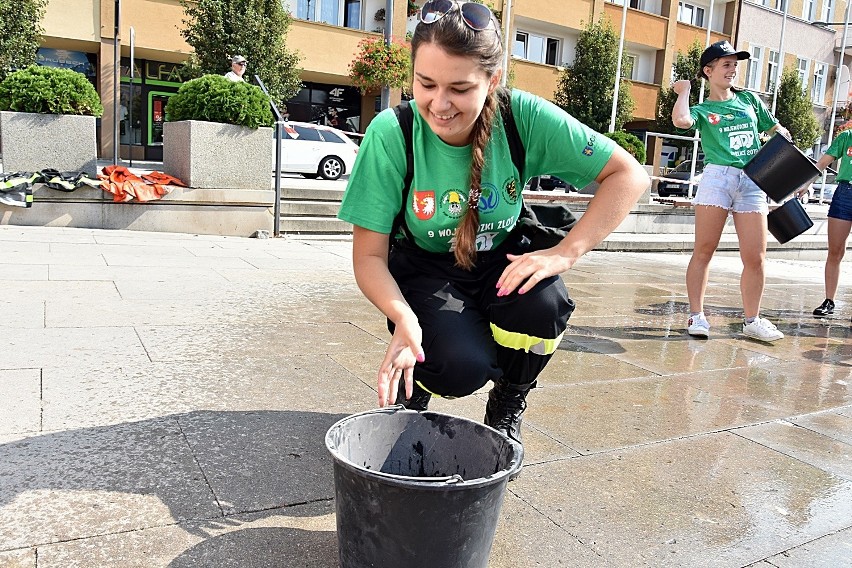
[582,134,596,157]
[504,177,519,204]
[441,190,467,219]
[708,113,721,125]
[846,146,852,157]
[478,183,500,213]
[412,190,436,220]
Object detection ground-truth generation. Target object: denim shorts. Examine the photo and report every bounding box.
[693,164,769,214]
[828,181,852,221]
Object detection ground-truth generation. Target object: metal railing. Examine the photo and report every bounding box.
[254,75,285,237]
[643,131,702,201]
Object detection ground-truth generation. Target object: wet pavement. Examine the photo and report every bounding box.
[1,225,850,567]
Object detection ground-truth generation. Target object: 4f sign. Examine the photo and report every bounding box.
[329,87,345,101]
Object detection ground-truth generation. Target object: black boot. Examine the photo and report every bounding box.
[397,380,431,411]
[484,379,535,481]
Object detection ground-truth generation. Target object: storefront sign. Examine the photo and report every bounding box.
[145,61,185,84]
[36,48,96,79]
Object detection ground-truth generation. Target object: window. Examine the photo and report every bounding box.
[797,58,810,95]
[812,62,828,104]
[802,0,816,20]
[622,54,638,79]
[820,0,834,22]
[513,31,560,66]
[291,125,323,141]
[545,39,559,66]
[766,50,779,92]
[677,2,705,27]
[343,0,361,28]
[320,129,346,143]
[295,0,343,26]
[746,46,763,91]
[608,0,643,8]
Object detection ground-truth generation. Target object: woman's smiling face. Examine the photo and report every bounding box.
[412,42,500,147]
[704,55,739,88]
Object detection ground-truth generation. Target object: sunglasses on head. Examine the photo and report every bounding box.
[236,61,247,66]
[419,0,496,32]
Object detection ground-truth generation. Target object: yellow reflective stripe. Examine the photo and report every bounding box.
[414,380,455,400]
[490,323,563,355]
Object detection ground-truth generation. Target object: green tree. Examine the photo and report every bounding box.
[654,40,707,135]
[553,18,634,132]
[0,0,47,81]
[774,66,821,150]
[180,0,302,108]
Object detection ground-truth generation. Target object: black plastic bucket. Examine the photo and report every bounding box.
[325,406,523,568]
[743,134,821,202]
[767,198,814,244]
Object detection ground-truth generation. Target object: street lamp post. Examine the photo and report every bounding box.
[501,0,513,87]
[380,0,394,110]
[813,12,851,202]
[113,0,121,165]
[686,0,716,198]
[771,0,790,114]
[608,0,628,133]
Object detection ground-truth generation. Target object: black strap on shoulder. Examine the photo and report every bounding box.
[496,88,525,177]
[390,88,525,242]
[391,101,415,241]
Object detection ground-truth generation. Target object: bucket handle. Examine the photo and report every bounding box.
[387,473,466,484]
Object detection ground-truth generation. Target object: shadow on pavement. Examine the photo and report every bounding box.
[0,410,347,565]
[168,526,337,567]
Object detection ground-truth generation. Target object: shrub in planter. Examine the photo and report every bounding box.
[606,130,646,164]
[0,65,103,116]
[163,74,274,189]
[165,74,273,129]
[0,65,101,174]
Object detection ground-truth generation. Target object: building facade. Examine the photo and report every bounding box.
[36,0,749,161]
[736,0,852,154]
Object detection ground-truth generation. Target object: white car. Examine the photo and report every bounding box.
[272,121,359,180]
[810,172,837,204]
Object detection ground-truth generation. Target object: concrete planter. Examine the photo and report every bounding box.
[0,111,98,175]
[163,120,272,189]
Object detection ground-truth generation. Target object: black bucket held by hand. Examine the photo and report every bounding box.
[767,198,814,244]
[743,133,821,202]
[325,406,523,568]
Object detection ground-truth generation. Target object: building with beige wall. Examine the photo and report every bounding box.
[36,0,744,161]
[737,0,852,152]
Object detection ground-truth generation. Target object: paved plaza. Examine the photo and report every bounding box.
[0,224,850,567]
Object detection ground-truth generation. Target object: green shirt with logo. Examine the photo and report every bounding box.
[689,90,778,168]
[825,129,852,182]
[337,89,615,254]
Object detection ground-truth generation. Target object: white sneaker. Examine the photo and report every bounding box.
[687,313,710,337]
[742,317,784,342]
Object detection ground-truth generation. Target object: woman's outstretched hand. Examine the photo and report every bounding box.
[377,315,425,407]
[496,248,577,297]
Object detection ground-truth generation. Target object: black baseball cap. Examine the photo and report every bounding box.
[698,41,750,79]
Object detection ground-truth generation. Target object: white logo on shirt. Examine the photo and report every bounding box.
[729,131,754,151]
[475,232,498,251]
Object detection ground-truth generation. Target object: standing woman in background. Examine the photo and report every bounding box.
[672,41,791,342]
[806,132,852,320]
[337,0,648,469]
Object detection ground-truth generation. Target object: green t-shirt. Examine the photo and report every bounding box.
[689,90,778,168]
[825,129,852,182]
[337,89,615,253]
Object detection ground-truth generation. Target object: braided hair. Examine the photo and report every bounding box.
[411,2,504,269]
